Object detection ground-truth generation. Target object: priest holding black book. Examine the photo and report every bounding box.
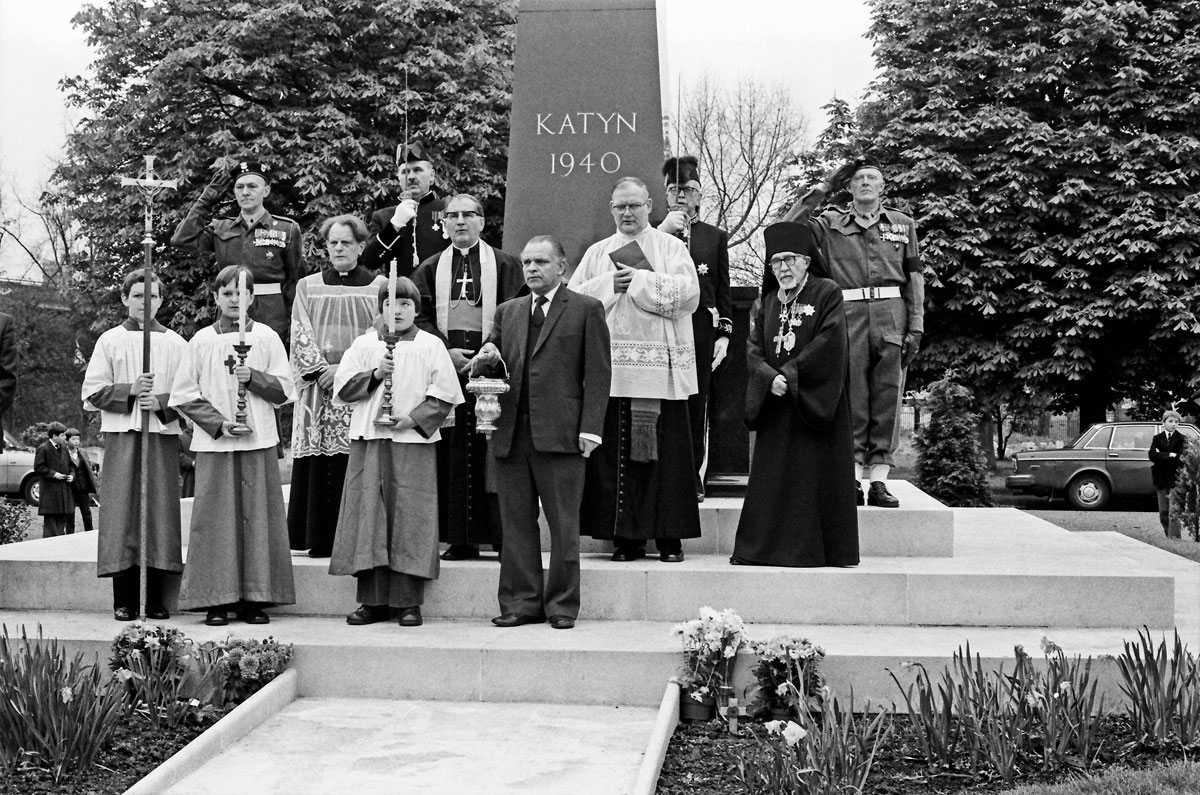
[568,176,701,562]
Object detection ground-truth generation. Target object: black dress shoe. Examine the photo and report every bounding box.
[397,606,423,627]
[611,546,646,562]
[238,607,270,625]
[548,615,576,630]
[856,484,865,506]
[346,604,390,625]
[146,607,170,620]
[659,551,685,563]
[204,610,228,627]
[441,544,481,561]
[491,613,546,627]
[113,606,135,622]
[867,481,900,508]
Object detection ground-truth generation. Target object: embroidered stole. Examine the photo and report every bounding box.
[434,243,498,340]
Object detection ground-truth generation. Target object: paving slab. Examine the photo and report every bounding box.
[162,698,657,795]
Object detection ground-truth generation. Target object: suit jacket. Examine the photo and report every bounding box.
[34,439,73,515]
[1149,430,1187,490]
[485,287,611,458]
[0,313,14,452]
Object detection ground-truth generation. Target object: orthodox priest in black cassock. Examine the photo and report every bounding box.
[411,200,526,558]
[733,222,859,567]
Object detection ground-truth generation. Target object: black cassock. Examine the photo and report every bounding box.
[732,276,859,567]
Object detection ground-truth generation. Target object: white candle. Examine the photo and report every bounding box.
[238,269,248,345]
[387,260,397,333]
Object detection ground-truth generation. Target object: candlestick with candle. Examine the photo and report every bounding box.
[229,269,253,435]
[375,262,401,426]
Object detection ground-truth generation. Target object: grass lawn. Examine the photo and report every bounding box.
[1008,761,1200,794]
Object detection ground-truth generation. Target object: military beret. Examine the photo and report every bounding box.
[662,155,700,186]
[231,161,270,182]
[398,141,433,164]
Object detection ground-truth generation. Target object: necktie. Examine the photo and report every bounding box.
[529,296,548,352]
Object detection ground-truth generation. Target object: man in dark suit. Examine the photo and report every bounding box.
[359,142,446,280]
[658,156,732,500]
[34,422,74,537]
[1149,409,1186,538]
[0,312,15,451]
[472,235,611,630]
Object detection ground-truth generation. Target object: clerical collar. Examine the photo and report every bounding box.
[120,318,167,333]
[453,244,478,258]
[323,265,374,286]
[214,317,255,335]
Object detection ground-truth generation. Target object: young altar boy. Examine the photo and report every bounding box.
[169,265,297,626]
[331,277,463,627]
[82,270,187,620]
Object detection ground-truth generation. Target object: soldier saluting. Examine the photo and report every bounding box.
[172,160,304,346]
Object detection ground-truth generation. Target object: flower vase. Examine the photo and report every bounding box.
[714,654,738,710]
[679,691,717,722]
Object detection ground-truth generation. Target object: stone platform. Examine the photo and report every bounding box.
[0,494,1192,708]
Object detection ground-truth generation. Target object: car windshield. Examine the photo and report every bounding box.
[3,430,31,451]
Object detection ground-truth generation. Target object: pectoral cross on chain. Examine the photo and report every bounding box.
[456,270,474,300]
[773,326,788,356]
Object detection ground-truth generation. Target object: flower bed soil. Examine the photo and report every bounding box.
[0,707,232,795]
[656,714,1194,794]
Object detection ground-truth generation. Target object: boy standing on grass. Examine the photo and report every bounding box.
[331,277,463,628]
[170,265,297,626]
[82,270,187,620]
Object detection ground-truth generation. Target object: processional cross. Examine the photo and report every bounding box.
[119,155,177,620]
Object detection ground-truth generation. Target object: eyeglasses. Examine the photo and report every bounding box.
[666,186,701,198]
[610,201,648,213]
[444,211,481,220]
[769,255,809,269]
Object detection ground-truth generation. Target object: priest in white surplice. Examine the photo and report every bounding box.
[568,176,702,562]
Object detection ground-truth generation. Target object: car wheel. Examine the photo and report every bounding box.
[22,477,40,507]
[1066,473,1110,510]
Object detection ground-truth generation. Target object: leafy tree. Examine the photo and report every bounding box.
[852,0,1200,425]
[54,0,516,337]
[914,375,994,507]
[675,75,807,286]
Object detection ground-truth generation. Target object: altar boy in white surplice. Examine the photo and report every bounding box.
[82,270,187,622]
[169,265,297,627]
[330,277,463,628]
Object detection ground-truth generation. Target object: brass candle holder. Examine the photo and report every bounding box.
[374,329,401,426]
[228,341,254,436]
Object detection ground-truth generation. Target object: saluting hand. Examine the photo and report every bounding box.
[825,158,864,193]
[613,265,635,294]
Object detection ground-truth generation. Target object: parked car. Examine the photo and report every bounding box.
[1006,421,1200,510]
[2,430,40,505]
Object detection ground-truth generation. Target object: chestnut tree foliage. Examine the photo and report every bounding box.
[853,0,1200,420]
[53,0,516,337]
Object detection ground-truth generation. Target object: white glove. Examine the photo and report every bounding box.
[390,199,418,229]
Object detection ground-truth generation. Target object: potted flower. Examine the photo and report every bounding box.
[671,606,748,721]
[748,634,825,720]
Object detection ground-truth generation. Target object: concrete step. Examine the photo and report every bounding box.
[160,698,657,795]
[180,479,955,557]
[0,509,1173,628]
[1,607,1193,711]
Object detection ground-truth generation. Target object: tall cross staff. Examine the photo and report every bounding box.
[119,155,177,620]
